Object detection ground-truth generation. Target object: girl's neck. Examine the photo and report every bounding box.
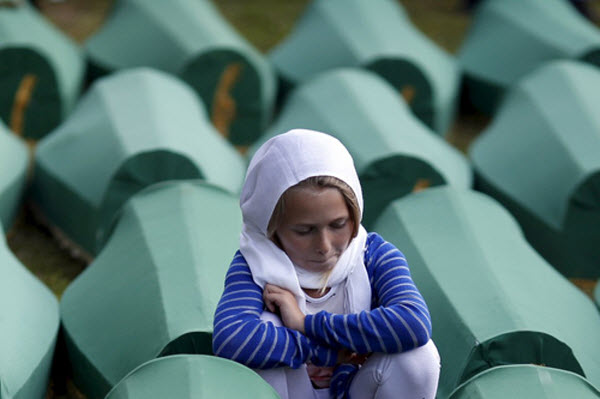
[302,287,331,298]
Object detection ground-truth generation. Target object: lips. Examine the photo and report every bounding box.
[310,254,339,264]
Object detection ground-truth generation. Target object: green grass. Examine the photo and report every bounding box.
[215,0,310,52]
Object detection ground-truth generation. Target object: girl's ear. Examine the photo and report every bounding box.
[351,219,359,239]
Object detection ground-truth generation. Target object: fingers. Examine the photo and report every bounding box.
[263,286,277,313]
[263,286,288,313]
[263,296,275,313]
[264,283,287,295]
[263,284,294,308]
[337,349,371,365]
[262,286,305,333]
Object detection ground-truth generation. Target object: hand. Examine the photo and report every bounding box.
[263,284,306,333]
[337,348,370,365]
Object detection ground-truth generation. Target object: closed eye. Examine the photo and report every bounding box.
[292,226,313,235]
[330,218,348,229]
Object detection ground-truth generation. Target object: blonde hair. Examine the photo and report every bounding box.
[267,176,361,292]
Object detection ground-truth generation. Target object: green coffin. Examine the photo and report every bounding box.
[0,2,84,139]
[0,380,10,399]
[372,187,600,398]
[31,68,245,257]
[269,0,459,135]
[449,365,600,399]
[105,355,279,399]
[0,226,60,399]
[60,181,242,399]
[470,61,600,279]
[84,0,276,146]
[250,68,471,227]
[459,0,600,114]
[0,122,28,228]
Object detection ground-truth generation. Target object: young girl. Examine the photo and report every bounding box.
[213,129,440,399]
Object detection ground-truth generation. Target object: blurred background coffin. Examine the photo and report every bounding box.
[31,68,246,257]
[84,0,277,146]
[459,0,600,114]
[0,2,84,140]
[470,60,600,279]
[269,0,460,135]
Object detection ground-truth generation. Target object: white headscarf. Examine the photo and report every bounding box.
[240,129,371,314]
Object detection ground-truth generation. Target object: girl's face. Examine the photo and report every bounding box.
[275,186,354,273]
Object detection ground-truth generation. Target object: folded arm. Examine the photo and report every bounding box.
[212,252,337,369]
[304,233,432,354]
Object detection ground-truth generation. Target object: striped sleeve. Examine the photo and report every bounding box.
[304,233,432,354]
[212,251,338,369]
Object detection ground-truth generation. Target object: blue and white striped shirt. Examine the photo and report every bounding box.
[213,232,432,397]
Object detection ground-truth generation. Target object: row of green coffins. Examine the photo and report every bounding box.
[30,68,246,258]
[4,0,600,143]
[29,60,600,279]
[0,122,28,228]
[105,360,600,399]
[249,68,472,227]
[0,224,59,399]
[15,55,600,279]
[459,0,600,114]
[372,187,600,398]
[0,0,460,142]
[0,0,275,145]
[58,183,600,398]
[269,0,460,135]
[30,66,471,258]
[470,60,600,279]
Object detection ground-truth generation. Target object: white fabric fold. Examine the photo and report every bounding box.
[239,129,372,314]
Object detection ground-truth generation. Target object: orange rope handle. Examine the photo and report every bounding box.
[412,178,431,193]
[401,85,416,104]
[569,278,597,300]
[211,62,243,139]
[10,73,38,137]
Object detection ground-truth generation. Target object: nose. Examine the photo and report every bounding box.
[315,230,332,255]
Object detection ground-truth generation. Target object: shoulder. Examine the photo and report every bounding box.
[364,232,407,267]
[225,250,252,279]
[228,250,251,270]
[364,232,408,273]
[231,250,247,265]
